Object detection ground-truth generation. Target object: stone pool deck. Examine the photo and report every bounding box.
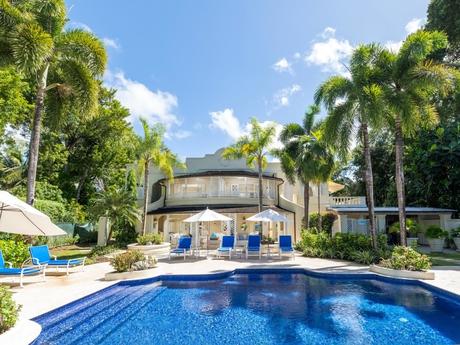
[5,252,460,322]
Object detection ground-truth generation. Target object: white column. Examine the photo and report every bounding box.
[376,215,386,233]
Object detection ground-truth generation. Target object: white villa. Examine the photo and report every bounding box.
[137,148,459,244]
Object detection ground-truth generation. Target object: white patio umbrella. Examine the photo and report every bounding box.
[247,209,288,252]
[0,191,67,236]
[183,208,232,249]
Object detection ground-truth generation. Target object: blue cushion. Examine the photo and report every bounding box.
[47,259,84,266]
[0,249,5,269]
[220,236,234,249]
[0,267,40,275]
[280,247,293,252]
[217,248,232,252]
[29,245,51,264]
[247,235,261,248]
[247,247,260,251]
[171,248,188,254]
[177,237,192,249]
[279,235,292,248]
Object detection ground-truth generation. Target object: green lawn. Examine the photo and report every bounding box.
[51,245,93,260]
[426,251,460,266]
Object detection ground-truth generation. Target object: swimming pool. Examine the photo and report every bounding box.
[33,269,460,345]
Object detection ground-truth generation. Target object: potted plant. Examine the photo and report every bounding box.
[389,219,420,247]
[451,227,460,252]
[127,233,171,256]
[425,225,448,252]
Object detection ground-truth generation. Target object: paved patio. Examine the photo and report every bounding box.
[4,253,460,322]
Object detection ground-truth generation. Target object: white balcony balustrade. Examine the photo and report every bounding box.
[330,196,366,207]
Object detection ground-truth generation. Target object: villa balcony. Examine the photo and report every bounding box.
[330,196,367,207]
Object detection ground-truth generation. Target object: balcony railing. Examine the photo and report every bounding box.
[167,191,276,200]
[330,196,366,207]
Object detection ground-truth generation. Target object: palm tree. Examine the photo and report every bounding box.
[0,0,107,204]
[222,118,276,213]
[0,142,27,190]
[274,106,332,229]
[315,44,387,249]
[376,30,458,245]
[91,188,139,242]
[136,118,184,235]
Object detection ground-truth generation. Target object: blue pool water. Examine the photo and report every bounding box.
[33,271,460,345]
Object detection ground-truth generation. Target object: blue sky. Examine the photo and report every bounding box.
[67,0,429,158]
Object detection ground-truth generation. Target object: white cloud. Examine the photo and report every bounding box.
[209,109,283,149]
[170,129,192,139]
[305,27,353,76]
[293,52,301,60]
[66,21,92,32]
[272,57,293,74]
[104,70,179,129]
[273,84,302,107]
[384,40,403,53]
[321,27,336,38]
[405,18,425,34]
[102,37,120,50]
[209,108,244,140]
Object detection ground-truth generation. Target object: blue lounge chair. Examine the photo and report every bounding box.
[246,235,261,259]
[0,249,46,287]
[278,235,295,260]
[29,245,86,275]
[169,236,192,260]
[217,235,235,259]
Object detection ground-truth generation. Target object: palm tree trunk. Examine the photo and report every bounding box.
[26,64,49,205]
[257,158,263,213]
[361,122,377,249]
[303,183,310,228]
[317,183,322,231]
[394,116,407,246]
[141,161,150,236]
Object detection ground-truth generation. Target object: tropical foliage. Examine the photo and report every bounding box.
[274,106,334,229]
[222,118,277,213]
[0,286,21,334]
[380,246,431,271]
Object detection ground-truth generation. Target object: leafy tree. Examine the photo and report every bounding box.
[377,30,458,245]
[0,0,107,204]
[90,188,139,241]
[426,0,460,62]
[0,67,33,139]
[136,118,183,235]
[273,106,332,229]
[222,118,277,213]
[315,44,387,249]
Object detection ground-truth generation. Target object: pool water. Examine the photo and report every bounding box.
[34,272,460,345]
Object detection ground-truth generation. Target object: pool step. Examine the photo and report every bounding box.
[35,284,125,329]
[39,283,153,344]
[68,286,167,345]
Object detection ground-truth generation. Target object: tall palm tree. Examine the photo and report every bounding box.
[0,142,27,190]
[273,105,332,229]
[315,44,387,249]
[222,118,276,213]
[376,30,458,245]
[136,118,184,235]
[0,0,107,204]
[91,188,139,242]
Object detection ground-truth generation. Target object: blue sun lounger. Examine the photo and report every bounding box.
[0,249,46,287]
[29,245,86,275]
[217,235,235,259]
[169,236,192,260]
[246,235,261,259]
[278,235,295,260]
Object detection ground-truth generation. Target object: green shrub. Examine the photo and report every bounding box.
[88,245,119,258]
[296,230,389,265]
[380,246,431,271]
[309,213,338,234]
[450,227,460,238]
[113,223,137,246]
[110,250,145,272]
[425,225,448,239]
[47,235,80,248]
[389,219,421,237]
[0,286,21,334]
[0,239,29,267]
[137,233,162,245]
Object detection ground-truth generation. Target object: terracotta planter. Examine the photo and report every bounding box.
[453,237,460,252]
[427,238,445,253]
[127,242,171,256]
[407,237,418,247]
